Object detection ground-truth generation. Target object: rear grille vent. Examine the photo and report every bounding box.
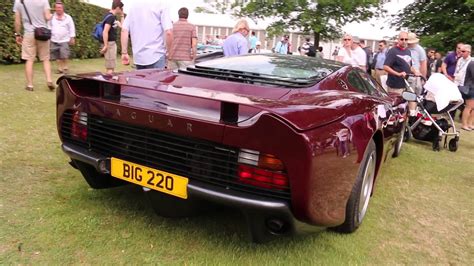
[61,111,291,200]
[179,65,317,88]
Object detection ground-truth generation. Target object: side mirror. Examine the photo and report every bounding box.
[402,91,417,102]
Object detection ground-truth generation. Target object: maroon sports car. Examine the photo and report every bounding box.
[56,54,407,242]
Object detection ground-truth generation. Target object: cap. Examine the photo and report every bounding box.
[407,32,419,44]
[256,41,261,46]
[352,36,360,43]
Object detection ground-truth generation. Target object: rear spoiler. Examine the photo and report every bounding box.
[57,74,346,131]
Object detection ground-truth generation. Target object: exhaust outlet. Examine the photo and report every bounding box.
[266,218,289,235]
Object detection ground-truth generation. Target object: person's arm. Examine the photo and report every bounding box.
[43,3,52,21]
[420,59,427,78]
[68,17,76,45]
[14,11,23,45]
[165,29,172,56]
[100,23,111,54]
[191,37,197,61]
[120,28,130,65]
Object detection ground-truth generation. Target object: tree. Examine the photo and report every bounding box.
[392,0,474,53]
[235,0,385,47]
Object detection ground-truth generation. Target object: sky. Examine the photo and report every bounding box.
[87,0,413,40]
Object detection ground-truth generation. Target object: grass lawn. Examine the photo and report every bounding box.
[0,58,473,264]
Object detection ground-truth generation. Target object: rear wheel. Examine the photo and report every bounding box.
[73,159,126,189]
[332,140,377,233]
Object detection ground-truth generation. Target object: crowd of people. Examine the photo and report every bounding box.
[11,1,473,129]
[334,32,473,131]
[12,0,198,90]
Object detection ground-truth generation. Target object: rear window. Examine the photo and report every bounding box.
[197,54,341,80]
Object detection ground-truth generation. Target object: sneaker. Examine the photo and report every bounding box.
[25,86,34,91]
[47,82,55,91]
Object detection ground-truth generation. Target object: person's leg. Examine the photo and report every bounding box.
[37,40,53,86]
[463,99,474,128]
[59,42,70,72]
[25,60,34,88]
[21,34,36,89]
[104,42,117,74]
[461,99,473,129]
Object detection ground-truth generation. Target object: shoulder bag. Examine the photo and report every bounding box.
[21,0,51,41]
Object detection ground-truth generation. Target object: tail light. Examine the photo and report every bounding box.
[71,111,88,141]
[237,149,288,190]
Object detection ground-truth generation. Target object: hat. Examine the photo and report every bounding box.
[407,32,419,44]
[256,41,261,46]
[352,36,360,43]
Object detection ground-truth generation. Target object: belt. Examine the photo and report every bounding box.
[376,68,384,70]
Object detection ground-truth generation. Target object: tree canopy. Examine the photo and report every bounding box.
[196,0,385,47]
[392,0,474,53]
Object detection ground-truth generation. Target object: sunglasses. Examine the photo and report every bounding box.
[343,39,352,41]
[461,50,470,53]
[399,38,408,41]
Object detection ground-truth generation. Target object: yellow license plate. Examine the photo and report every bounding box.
[111,157,188,199]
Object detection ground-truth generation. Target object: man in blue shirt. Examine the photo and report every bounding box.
[222,19,249,57]
[274,35,289,55]
[373,40,388,87]
[248,31,258,53]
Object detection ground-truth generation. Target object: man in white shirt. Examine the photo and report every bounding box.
[351,36,367,70]
[50,2,75,74]
[120,0,173,70]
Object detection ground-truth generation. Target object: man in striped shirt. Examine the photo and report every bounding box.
[168,7,197,70]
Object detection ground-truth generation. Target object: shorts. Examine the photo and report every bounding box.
[104,41,117,69]
[50,42,70,60]
[21,33,50,61]
[408,76,423,95]
[387,87,405,95]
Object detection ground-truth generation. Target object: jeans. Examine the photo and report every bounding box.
[136,55,166,70]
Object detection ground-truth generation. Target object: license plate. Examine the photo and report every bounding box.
[111,157,188,199]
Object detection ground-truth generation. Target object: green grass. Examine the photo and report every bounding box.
[0,58,473,264]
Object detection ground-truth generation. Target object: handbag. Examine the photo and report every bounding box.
[20,0,51,41]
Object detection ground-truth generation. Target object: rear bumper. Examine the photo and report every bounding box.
[62,143,318,242]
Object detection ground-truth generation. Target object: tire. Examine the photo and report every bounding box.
[448,138,458,152]
[332,139,377,233]
[393,120,407,158]
[73,159,126,189]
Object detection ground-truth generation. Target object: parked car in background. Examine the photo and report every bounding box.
[56,54,407,242]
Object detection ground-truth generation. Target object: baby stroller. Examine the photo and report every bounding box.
[402,73,464,151]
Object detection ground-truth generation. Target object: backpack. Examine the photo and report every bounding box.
[92,13,113,42]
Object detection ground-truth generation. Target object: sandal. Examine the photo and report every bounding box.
[25,86,34,91]
[461,126,472,131]
[47,82,55,91]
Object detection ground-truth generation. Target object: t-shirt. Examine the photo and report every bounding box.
[169,19,197,61]
[352,46,367,68]
[51,13,76,43]
[223,32,248,56]
[249,35,258,49]
[122,0,173,65]
[13,0,50,33]
[409,44,427,71]
[384,46,413,88]
[103,12,117,42]
[443,52,458,77]
[337,47,353,65]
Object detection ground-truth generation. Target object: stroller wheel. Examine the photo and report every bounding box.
[448,138,458,152]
